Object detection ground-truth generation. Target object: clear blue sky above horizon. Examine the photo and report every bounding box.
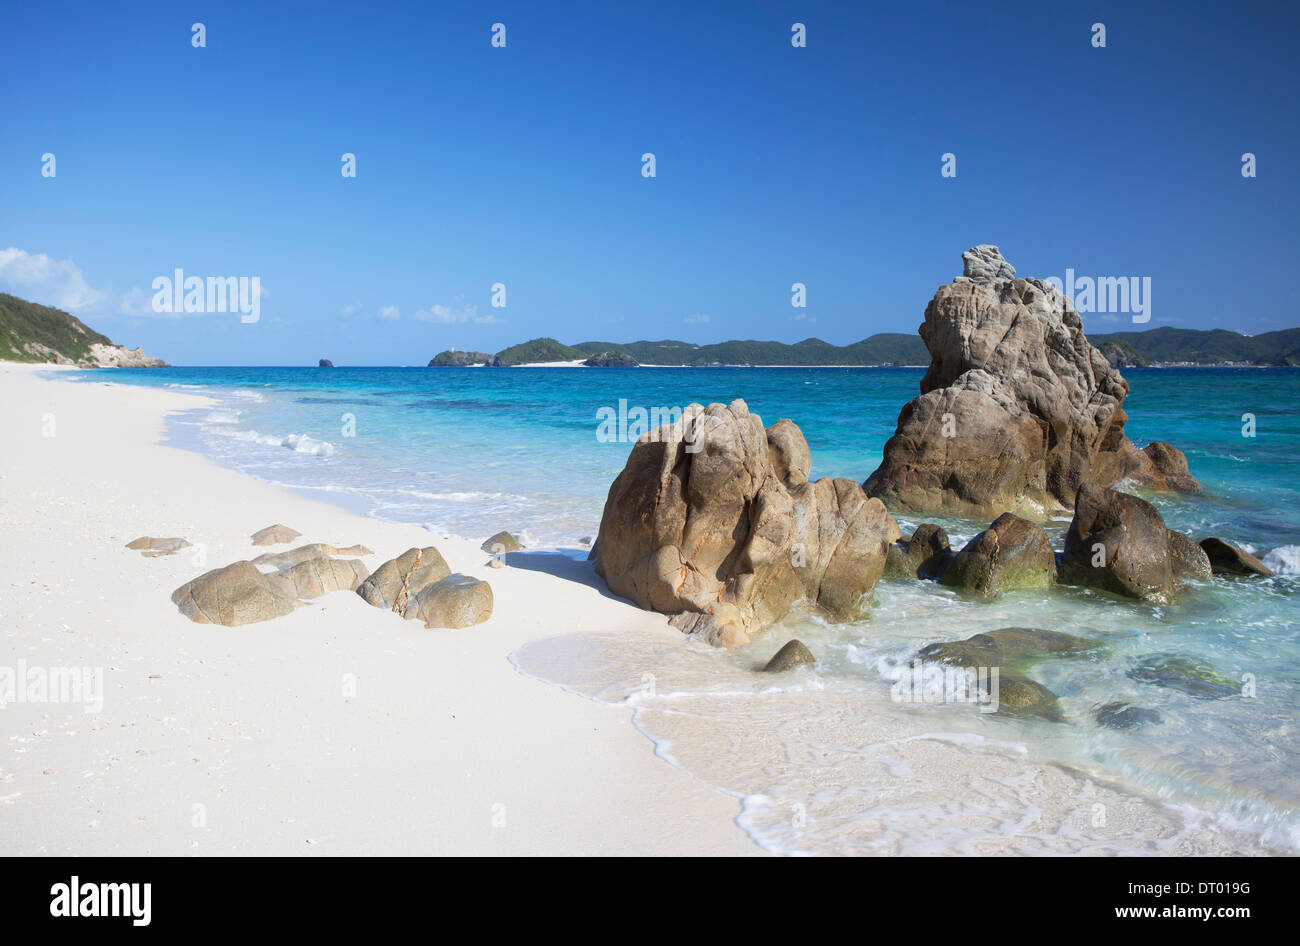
[2,0,1297,365]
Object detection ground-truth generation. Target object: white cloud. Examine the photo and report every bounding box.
[119,287,154,316]
[412,301,497,324]
[0,247,104,310]
[376,305,400,321]
[684,313,710,324]
[341,301,363,318]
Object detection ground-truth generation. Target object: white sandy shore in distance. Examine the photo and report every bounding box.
[0,362,761,856]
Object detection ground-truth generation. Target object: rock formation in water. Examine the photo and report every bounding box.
[863,245,1199,519]
[318,359,334,367]
[593,400,899,647]
[938,513,1057,597]
[1060,485,1209,602]
[582,351,639,367]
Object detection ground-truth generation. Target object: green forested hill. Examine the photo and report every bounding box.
[0,293,112,363]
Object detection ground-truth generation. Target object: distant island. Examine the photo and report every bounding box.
[430,327,1300,368]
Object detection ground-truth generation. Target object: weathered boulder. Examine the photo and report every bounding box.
[883,523,953,579]
[481,531,523,554]
[318,359,334,367]
[126,536,191,556]
[252,543,373,569]
[1127,653,1239,699]
[356,546,451,613]
[992,673,1063,721]
[1167,529,1212,581]
[171,561,298,626]
[1060,485,1179,601]
[1133,442,1200,492]
[251,524,301,547]
[268,557,370,599]
[1199,538,1274,577]
[864,246,1192,519]
[761,639,815,672]
[594,400,899,647]
[408,574,494,628]
[939,513,1057,597]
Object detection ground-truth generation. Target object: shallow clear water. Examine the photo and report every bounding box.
[80,365,1300,854]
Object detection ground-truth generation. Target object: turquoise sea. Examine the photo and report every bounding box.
[75,365,1300,854]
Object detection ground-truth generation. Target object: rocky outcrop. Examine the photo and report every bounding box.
[594,400,899,647]
[883,523,953,579]
[1167,529,1213,581]
[251,543,373,569]
[356,547,493,628]
[126,536,191,557]
[428,350,504,367]
[863,245,1192,519]
[171,561,299,625]
[267,557,369,599]
[761,639,815,672]
[84,343,168,368]
[318,359,334,367]
[1199,538,1275,577]
[251,524,301,546]
[938,513,1057,597]
[1060,485,1204,601]
[583,351,639,367]
[1133,442,1200,492]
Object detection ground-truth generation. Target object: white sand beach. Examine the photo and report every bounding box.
[0,363,761,856]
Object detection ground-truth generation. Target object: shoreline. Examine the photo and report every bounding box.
[0,362,763,856]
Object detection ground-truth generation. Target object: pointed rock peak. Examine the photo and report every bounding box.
[961,244,1016,282]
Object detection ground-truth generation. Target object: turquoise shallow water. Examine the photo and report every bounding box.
[77,365,1300,853]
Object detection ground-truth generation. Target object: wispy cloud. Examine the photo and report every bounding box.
[684,312,710,324]
[412,300,498,324]
[376,305,400,321]
[0,247,104,311]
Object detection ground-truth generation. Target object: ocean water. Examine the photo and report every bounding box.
[77,365,1300,854]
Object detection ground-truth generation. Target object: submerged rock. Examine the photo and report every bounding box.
[939,513,1056,597]
[916,627,1102,669]
[992,672,1063,721]
[1127,653,1240,699]
[126,536,191,556]
[481,531,523,554]
[1060,485,1178,601]
[594,401,898,647]
[1199,538,1274,577]
[883,523,953,580]
[1092,701,1163,731]
[268,557,370,599]
[761,639,815,672]
[863,246,1194,519]
[252,543,373,569]
[171,561,298,626]
[251,524,302,547]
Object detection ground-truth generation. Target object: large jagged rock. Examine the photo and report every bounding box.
[864,245,1192,519]
[594,401,899,647]
[268,557,370,599]
[171,561,298,626]
[1060,485,1205,602]
[939,513,1057,597]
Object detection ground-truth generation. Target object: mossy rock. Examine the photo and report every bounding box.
[1127,653,1239,699]
[990,672,1063,721]
[1092,701,1163,730]
[917,627,1103,670]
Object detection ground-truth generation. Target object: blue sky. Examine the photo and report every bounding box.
[2,0,1296,365]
